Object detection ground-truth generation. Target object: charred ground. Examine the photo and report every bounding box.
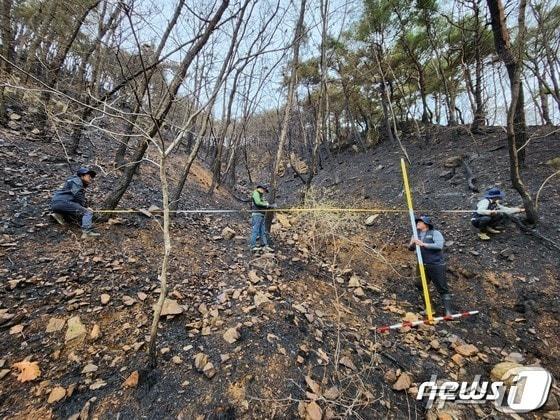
[1,120,559,419]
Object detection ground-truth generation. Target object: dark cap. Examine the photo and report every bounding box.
[256,184,269,193]
[415,215,433,229]
[484,187,504,200]
[77,167,97,178]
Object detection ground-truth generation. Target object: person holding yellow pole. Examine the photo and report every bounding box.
[400,158,434,321]
[408,215,453,317]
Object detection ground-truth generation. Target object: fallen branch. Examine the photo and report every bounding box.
[0,313,25,329]
[379,351,407,371]
[486,144,505,153]
[511,217,560,253]
[535,169,560,210]
[461,157,479,192]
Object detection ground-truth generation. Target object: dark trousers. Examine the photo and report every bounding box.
[416,263,449,296]
[51,201,93,230]
[471,214,507,230]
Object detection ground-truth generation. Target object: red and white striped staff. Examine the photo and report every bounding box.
[374,311,479,334]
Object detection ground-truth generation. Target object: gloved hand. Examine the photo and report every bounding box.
[411,238,424,247]
[269,203,278,209]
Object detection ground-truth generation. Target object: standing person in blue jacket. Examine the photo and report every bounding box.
[249,184,275,252]
[50,167,100,238]
[408,215,452,316]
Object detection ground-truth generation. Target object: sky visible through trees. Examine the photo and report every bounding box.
[105,0,560,125]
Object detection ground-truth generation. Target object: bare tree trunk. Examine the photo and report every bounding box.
[114,0,186,167]
[373,44,411,163]
[418,70,430,123]
[393,7,430,125]
[526,56,560,113]
[265,0,306,233]
[528,3,560,113]
[537,73,552,125]
[102,0,230,210]
[69,1,123,153]
[420,9,457,126]
[0,0,14,125]
[222,53,265,185]
[487,0,537,224]
[222,127,245,187]
[169,116,211,210]
[471,0,486,131]
[379,81,395,143]
[69,61,105,153]
[74,0,117,84]
[269,0,306,202]
[449,91,460,124]
[426,31,457,126]
[209,67,243,193]
[543,44,560,113]
[243,141,253,184]
[338,68,366,150]
[462,63,477,116]
[522,73,544,125]
[24,1,58,78]
[147,154,171,368]
[169,0,251,208]
[306,0,327,189]
[434,93,441,124]
[38,1,101,127]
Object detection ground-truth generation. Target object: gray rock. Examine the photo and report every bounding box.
[505,352,524,363]
[222,226,236,240]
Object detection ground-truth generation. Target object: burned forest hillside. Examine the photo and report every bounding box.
[1,0,560,419]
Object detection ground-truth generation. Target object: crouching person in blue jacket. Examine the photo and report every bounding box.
[50,167,100,238]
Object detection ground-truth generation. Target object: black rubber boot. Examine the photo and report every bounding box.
[442,294,453,317]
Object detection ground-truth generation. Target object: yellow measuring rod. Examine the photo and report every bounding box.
[400,158,434,322]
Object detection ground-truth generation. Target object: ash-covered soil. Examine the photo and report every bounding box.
[1,121,559,419]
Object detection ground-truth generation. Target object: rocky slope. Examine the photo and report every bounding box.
[1,117,559,419]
